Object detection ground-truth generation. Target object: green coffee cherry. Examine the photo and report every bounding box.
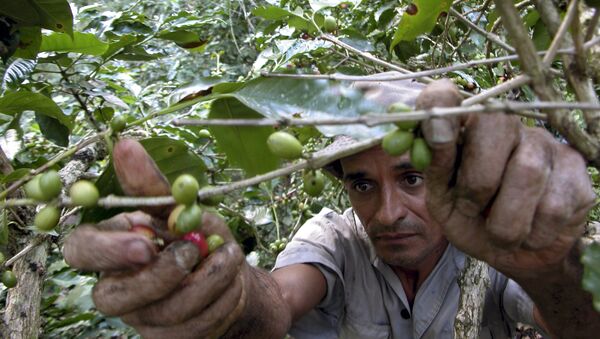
[410,138,432,171]
[39,170,62,200]
[25,175,46,201]
[0,252,5,265]
[267,131,303,160]
[198,129,212,138]
[172,174,200,206]
[387,102,418,131]
[176,204,203,235]
[1,270,17,288]
[69,180,100,207]
[207,234,225,253]
[324,16,337,33]
[34,206,60,232]
[302,170,326,197]
[110,115,127,133]
[382,130,414,156]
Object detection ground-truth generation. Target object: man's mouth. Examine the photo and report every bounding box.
[375,232,418,244]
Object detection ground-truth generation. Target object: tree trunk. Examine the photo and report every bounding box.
[3,242,48,339]
[1,142,105,339]
[454,256,490,339]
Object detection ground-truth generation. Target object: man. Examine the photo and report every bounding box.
[63,80,600,338]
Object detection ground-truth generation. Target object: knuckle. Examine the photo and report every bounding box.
[486,222,528,248]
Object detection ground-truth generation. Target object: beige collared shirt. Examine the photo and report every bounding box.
[274,208,539,339]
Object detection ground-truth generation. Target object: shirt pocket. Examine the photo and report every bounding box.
[341,313,391,339]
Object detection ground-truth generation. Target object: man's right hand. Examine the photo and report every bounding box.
[62,139,248,339]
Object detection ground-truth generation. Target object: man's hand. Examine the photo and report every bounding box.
[63,139,247,339]
[419,80,596,279]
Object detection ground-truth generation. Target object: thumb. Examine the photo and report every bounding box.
[418,80,462,220]
[113,138,173,218]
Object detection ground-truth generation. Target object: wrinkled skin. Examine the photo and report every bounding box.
[418,80,596,281]
[63,139,247,339]
[63,81,598,338]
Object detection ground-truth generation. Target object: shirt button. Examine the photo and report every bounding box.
[401,309,411,319]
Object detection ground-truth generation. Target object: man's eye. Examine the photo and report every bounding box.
[353,182,373,192]
[404,175,423,187]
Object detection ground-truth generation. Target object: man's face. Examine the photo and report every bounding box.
[340,146,447,270]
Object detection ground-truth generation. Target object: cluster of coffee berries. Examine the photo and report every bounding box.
[269,237,288,253]
[267,131,328,197]
[381,102,432,170]
[132,174,226,258]
[0,252,16,289]
[25,170,100,232]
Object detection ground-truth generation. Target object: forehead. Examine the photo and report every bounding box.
[339,146,412,178]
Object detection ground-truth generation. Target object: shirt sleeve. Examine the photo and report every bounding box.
[272,208,349,338]
[502,279,536,327]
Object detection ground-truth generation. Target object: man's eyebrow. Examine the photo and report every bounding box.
[343,171,366,182]
[394,162,415,171]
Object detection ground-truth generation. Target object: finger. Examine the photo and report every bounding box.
[122,242,245,326]
[92,241,200,316]
[485,129,551,248]
[419,79,462,221]
[63,225,157,271]
[201,212,236,242]
[453,113,520,218]
[132,273,247,339]
[113,138,173,218]
[525,140,596,249]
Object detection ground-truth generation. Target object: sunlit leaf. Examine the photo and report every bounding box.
[390,0,452,49]
[40,32,109,56]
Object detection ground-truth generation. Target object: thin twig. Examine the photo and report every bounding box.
[495,0,600,165]
[449,7,515,53]
[542,0,579,66]
[261,39,600,83]
[0,133,107,201]
[4,236,46,267]
[585,8,600,42]
[462,75,531,106]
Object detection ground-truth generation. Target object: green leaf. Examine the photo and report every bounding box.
[0,168,31,185]
[390,0,452,49]
[82,137,208,223]
[0,210,8,245]
[582,243,600,312]
[102,34,137,60]
[252,6,294,20]
[0,91,72,131]
[208,98,280,176]
[0,0,73,36]
[12,27,42,59]
[252,5,318,33]
[533,20,551,51]
[35,112,70,146]
[309,0,360,12]
[224,77,397,139]
[40,32,109,56]
[157,29,208,50]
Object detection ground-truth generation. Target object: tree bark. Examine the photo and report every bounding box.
[454,256,490,339]
[1,142,105,339]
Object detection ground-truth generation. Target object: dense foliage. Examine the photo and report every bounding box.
[0,0,600,337]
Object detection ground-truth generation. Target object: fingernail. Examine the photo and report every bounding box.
[425,118,454,144]
[127,240,153,264]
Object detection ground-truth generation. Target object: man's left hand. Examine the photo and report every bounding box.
[419,80,596,280]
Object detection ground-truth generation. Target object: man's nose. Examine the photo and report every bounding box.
[374,185,408,226]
